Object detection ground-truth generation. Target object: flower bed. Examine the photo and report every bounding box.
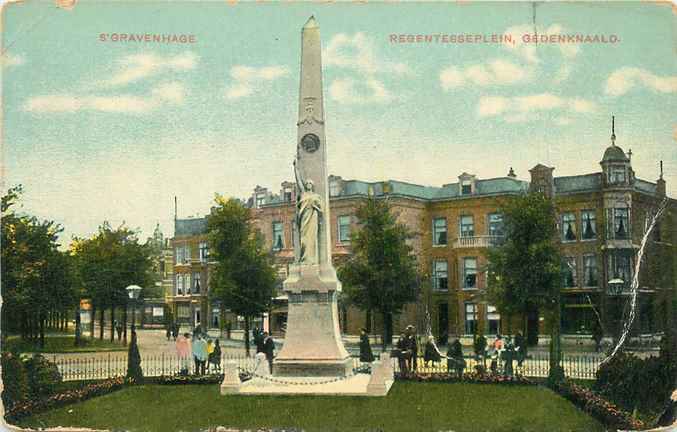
[5,376,127,422]
[396,371,535,385]
[552,380,646,431]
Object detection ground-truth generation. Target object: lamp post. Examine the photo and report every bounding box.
[126,285,142,334]
[608,278,624,296]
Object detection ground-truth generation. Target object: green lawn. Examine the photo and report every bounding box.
[2,335,126,353]
[16,382,604,432]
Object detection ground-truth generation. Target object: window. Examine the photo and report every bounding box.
[488,213,504,237]
[583,255,598,287]
[176,274,183,295]
[256,194,265,208]
[177,305,190,319]
[193,272,201,294]
[338,216,351,243]
[463,257,477,289]
[283,187,292,202]
[581,210,596,240]
[183,274,191,294]
[562,213,577,242]
[461,180,472,195]
[609,166,626,184]
[329,181,342,197]
[611,253,631,283]
[613,208,629,239]
[272,222,284,250]
[432,260,448,291]
[212,307,220,328]
[487,305,500,335]
[175,246,184,264]
[433,218,447,245]
[199,241,208,262]
[465,303,477,334]
[562,257,577,288]
[460,215,474,237]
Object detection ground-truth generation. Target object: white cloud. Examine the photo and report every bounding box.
[328,77,392,104]
[440,59,529,90]
[224,65,289,100]
[106,51,198,87]
[324,32,410,105]
[477,93,597,120]
[2,53,25,68]
[605,67,677,96]
[23,82,186,114]
[324,32,410,76]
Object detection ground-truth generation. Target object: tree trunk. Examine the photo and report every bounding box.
[548,295,563,383]
[99,307,104,340]
[382,310,392,352]
[90,304,96,339]
[74,308,81,347]
[244,316,251,357]
[110,305,116,342]
[39,312,45,348]
[123,306,128,346]
[366,309,372,333]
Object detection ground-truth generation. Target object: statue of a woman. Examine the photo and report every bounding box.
[294,160,322,265]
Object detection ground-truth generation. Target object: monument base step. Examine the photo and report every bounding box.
[236,374,393,397]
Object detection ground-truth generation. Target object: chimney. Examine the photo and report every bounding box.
[657,161,666,196]
[508,167,516,178]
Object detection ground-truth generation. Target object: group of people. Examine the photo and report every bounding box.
[359,325,530,377]
[481,332,528,376]
[174,331,222,375]
[253,327,275,374]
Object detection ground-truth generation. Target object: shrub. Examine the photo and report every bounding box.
[1,352,29,410]
[126,331,144,384]
[594,349,674,417]
[23,354,62,398]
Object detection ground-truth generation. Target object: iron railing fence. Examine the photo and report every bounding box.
[50,352,602,382]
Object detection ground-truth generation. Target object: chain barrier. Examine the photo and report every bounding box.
[234,356,372,386]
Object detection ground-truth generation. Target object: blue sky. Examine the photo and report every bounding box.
[2,1,676,244]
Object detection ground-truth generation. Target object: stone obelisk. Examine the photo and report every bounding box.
[273,16,352,377]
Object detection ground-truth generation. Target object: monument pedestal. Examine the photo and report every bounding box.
[273,264,352,377]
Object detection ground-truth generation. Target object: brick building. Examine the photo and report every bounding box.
[167,139,675,344]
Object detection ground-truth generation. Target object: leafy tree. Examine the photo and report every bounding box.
[71,222,154,342]
[486,192,563,382]
[208,196,277,356]
[1,186,77,348]
[337,197,419,350]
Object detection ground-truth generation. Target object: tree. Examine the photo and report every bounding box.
[71,222,154,343]
[337,197,419,350]
[486,192,563,382]
[1,185,77,348]
[208,196,277,357]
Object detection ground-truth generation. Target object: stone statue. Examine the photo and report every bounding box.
[294,159,322,264]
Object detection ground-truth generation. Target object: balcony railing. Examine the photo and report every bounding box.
[453,235,503,248]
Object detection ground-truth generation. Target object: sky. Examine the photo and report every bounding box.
[2,1,676,245]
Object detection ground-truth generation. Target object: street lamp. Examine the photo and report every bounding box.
[608,278,624,296]
[126,285,142,333]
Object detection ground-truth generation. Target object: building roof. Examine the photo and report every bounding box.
[175,217,207,236]
[634,179,657,194]
[554,173,602,193]
[602,145,629,163]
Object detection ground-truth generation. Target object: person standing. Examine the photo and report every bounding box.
[359,328,375,364]
[447,338,465,378]
[254,327,265,354]
[592,321,603,353]
[263,332,275,374]
[206,339,215,371]
[115,321,123,341]
[503,337,514,376]
[395,333,410,374]
[424,335,442,368]
[406,325,418,372]
[166,324,172,342]
[194,335,208,375]
[514,331,527,368]
[210,339,222,372]
[176,332,191,375]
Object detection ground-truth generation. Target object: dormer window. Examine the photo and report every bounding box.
[256,194,265,207]
[284,188,292,202]
[609,166,626,184]
[461,180,472,195]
